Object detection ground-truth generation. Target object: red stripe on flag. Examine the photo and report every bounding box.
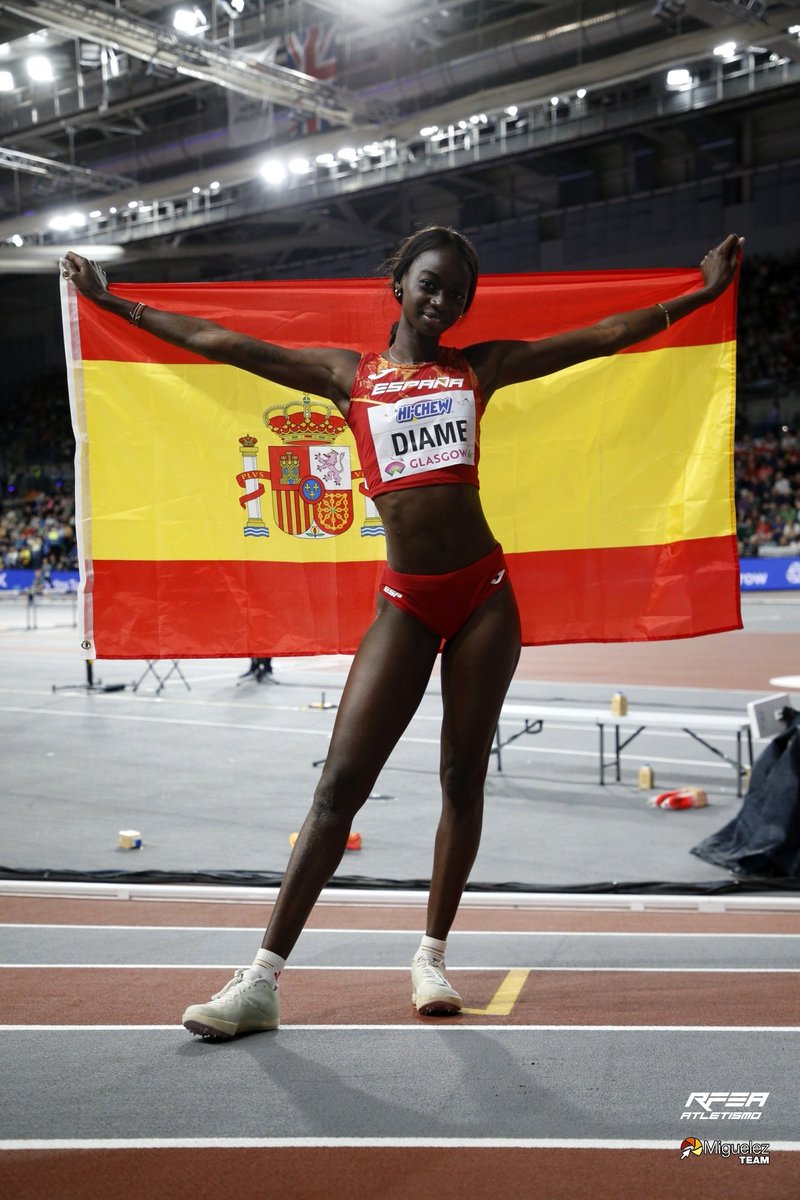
[74,272,736,364]
[87,559,384,658]
[86,535,739,659]
[509,534,741,645]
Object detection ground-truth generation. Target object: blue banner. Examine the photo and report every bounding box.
[740,557,800,591]
[0,569,79,593]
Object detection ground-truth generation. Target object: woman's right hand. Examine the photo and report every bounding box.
[59,251,110,304]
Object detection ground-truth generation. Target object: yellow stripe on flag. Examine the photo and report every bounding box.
[83,341,734,562]
[481,340,736,552]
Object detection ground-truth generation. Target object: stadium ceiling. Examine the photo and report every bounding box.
[0,0,798,274]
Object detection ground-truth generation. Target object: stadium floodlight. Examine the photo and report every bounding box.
[666,68,693,90]
[260,160,287,185]
[49,212,86,231]
[9,234,23,246]
[714,42,738,59]
[337,146,358,162]
[173,7,208,36]
[26,55,54,82]
[420,125,439,137]
[288,157,311,174]
[576,88,587,99]
[0,69,13,90]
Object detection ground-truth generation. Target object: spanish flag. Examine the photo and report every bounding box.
[61,268,740,659]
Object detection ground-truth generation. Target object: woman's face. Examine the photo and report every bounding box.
[398,247,473,337]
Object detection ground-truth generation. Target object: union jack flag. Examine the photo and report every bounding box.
[285,24,337,134]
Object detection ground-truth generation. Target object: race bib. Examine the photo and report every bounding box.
[367,390,477,483]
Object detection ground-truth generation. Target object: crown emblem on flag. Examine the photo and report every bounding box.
[263,396,346,444]
[238,435,258,448]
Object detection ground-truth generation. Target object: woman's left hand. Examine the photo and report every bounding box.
[700,234,743,297]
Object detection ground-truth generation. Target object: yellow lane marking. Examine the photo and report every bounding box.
[462,968,530,1016]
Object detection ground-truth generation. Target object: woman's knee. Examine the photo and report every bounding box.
[312,765,371,822]
[440,758,486,812]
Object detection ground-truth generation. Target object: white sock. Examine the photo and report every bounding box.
[243,948,285,986]
[417,935,447,962]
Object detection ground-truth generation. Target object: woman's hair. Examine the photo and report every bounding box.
[383,225,480,315]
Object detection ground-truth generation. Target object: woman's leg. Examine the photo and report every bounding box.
[426,584,522,941]
[183,601,441,1039]
[261,600,441,958]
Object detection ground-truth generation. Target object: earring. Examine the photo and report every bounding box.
[394,288,402,299]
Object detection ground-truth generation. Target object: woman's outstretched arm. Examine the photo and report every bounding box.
[60,252,360,409]
[466,234,742,400]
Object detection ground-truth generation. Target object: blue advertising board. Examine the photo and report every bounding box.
[0,569,79,593]
[739,557,800,591]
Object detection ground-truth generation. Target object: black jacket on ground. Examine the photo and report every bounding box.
[691,715,800,878]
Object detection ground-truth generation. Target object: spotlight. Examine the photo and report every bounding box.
[260,160,287,185]
[714,42,738,59]
[26,55,54,82]
[666,68,693,90]
[173,7,208,36]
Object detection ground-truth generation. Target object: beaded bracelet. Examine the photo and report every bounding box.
[128,302,146,326]
[655,301,670,330]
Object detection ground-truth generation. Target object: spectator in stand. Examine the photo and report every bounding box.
[0,489,76,571]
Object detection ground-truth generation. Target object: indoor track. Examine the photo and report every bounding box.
[1,889,798,1200]
[2,595,800,1198]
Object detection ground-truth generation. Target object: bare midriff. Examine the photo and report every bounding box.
[373,483,497,574]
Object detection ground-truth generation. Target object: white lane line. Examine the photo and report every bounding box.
[3,1023,800,1032]
[2,964,800,972]
[0,705,754,769]
[4,925,798,938]
[0,1137,798,1151]
[0,704,332,739]
[0,686,754,742]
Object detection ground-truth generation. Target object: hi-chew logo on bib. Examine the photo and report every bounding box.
[368,390,477,481]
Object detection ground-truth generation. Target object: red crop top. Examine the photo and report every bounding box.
[346,347,486,499]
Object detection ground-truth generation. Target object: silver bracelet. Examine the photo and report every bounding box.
[128,302,146,326]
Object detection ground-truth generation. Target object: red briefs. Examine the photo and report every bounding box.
[379,543,511,642]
